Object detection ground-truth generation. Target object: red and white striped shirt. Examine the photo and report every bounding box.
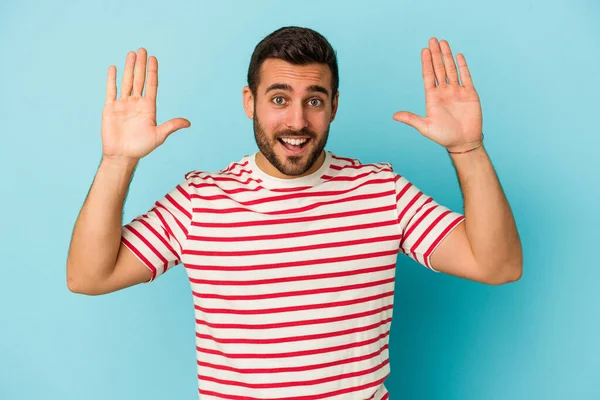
[121,150,464,400]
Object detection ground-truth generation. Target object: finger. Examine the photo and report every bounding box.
[132,48,147,97]
[156,118,191,142]
[120,51,136,99]
[421,48,436,91]
[428,37,447,86]
[393,111,428,134]
[106,65,117,103]
[440,40,459,85]
[145,56,158,100]
[457,53,474,89]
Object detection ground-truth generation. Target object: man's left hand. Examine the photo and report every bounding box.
[393,38,483,153]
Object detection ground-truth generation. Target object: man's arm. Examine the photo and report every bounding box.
[392,37,522,284]
[430,146,522,285]
[66,157,152,295]
[66,47,190,295]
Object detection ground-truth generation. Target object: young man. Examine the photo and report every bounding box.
[67,27,522,400]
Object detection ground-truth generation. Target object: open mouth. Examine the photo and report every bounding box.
[278,137,311,155]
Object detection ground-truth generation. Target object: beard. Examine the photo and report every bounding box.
[253,113,330,177]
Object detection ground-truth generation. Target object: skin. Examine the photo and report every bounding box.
[242,59,339,179]
[66,48,190,295]
[67,37,522,296]
[393,38,523,284]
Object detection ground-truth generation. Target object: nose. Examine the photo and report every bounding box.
[285,103,308,131]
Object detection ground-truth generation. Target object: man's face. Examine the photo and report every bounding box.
[243,58,339,178]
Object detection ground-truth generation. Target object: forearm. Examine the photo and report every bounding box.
[450,145,522,281]
[66,156,138,290]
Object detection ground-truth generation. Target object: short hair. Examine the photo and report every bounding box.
[247,26,339,100]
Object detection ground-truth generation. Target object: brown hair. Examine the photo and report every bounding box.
[247,26,339,101]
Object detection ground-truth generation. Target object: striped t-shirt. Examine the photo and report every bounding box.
[121,150,464,400]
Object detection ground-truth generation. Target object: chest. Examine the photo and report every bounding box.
[186,197,400,284]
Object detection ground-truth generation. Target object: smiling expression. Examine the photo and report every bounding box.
[243,58,339,178]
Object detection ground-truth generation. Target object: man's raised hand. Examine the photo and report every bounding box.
[101,48,191,162]
[393,38,483,153]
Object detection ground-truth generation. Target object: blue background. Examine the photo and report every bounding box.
[1,0,598,399]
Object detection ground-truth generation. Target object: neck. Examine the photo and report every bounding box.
[255,150,326,179]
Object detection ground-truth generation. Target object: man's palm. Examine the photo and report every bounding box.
[102,96,161,159]
[101,48,190,161]
[393,38,483,152]
[422,85,482,149]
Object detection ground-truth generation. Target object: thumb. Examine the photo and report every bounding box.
[156,118,191,141]
[393,111,428,134]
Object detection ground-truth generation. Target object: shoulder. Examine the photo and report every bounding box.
[330,153,394,176]
[181,155,254,190]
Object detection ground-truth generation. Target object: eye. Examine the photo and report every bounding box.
[308,98,323,107]
[272,96,286,105]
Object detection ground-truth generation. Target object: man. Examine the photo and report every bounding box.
[67,27,522,400]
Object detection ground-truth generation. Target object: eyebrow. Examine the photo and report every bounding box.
[265,83,330,97]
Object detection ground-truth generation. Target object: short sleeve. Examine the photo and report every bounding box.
[393,171,465,272]
[120,175,192,283]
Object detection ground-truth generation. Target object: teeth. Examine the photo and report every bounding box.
[281,137,308,146]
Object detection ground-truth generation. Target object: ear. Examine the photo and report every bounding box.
[330,91,340,122]
[242,86,254,119]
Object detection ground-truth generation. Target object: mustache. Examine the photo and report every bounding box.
[276,128,315,139]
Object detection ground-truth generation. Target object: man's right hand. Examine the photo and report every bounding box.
[101,48,191,162]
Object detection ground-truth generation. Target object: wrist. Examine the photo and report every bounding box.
[100,154,139,171]
[446,133,484,154]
